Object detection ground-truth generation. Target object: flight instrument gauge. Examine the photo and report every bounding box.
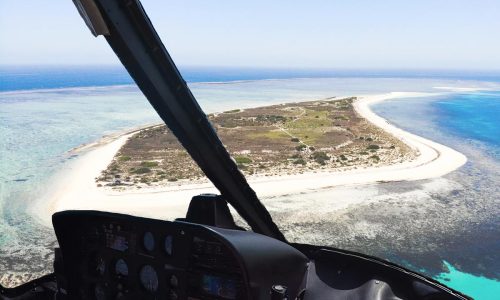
[94,256,106,276]
[164,235,173,255]
[139,265,159,292]
[143,231,155,252]
[94,283,107,300]
[115,258,128,276]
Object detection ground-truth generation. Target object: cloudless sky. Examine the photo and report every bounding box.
[1,0,499,70]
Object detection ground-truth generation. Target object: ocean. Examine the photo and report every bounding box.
[0,66,499,299]
[372,92,500,299]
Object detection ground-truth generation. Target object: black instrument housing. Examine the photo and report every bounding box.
[1,209,470,300]
[51,210,308,300]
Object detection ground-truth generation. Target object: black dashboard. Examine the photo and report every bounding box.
[52,211,308,300]
[1,209,469,300]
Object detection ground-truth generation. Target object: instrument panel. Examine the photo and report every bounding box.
[52,211,308,300]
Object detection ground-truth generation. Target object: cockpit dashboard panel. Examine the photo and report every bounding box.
[52,210,308,300]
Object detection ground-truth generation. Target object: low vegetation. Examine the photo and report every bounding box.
[97,97,414,188]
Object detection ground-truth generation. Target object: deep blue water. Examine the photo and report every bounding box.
[3,65,500,92]
[433,92,500,156]
[372,92,500,299]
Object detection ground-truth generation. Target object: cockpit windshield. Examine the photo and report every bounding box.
[1,1,499,299]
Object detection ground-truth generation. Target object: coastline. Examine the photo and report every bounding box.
[35,92,467,225]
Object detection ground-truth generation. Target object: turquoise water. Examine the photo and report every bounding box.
[436,262,500,300]
[432,93,500,299]
[433,92,500,156]
[373,92,500,300]
[1,68,500,298]
[0,87,160,275]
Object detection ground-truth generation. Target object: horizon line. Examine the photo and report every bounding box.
[2,64,500,74]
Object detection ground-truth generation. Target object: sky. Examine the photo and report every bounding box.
[1,0,500,70]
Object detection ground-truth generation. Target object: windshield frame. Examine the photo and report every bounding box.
[74,0,285,240]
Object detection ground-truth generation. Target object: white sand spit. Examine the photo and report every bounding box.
[36,92,467,224]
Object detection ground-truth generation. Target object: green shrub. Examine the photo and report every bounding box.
[235,156,252,164]
[312,151,330,165]
[141,161,159,168]
[118,155,131,162]
[367,144,380,150]
[255,115,287,123]
[293,158,306,165]
[133,167,151,174]
[340,154,348,161]
[290,137,300,142]
[295,144,307,151]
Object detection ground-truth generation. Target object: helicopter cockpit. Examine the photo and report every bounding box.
[0,0,470,299]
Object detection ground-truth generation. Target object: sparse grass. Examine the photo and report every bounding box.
[97,96,413,187]
[235,156,252,164]
[118,155,131,162]
[285,110,331,129]
[141,161,159,168]
[248,130,289,140]
[133,167,151,174]
[289,129,323,145]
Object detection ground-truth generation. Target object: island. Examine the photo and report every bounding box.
[97,97,415,188]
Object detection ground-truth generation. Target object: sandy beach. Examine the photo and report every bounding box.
[35,92,467,225]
